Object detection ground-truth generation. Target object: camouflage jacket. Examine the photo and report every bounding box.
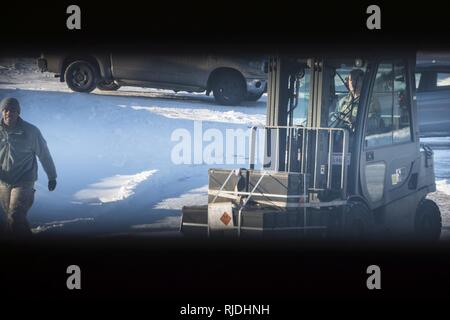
[337,93,359,122]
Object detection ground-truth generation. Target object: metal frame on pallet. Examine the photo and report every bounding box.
[201,124,350,237]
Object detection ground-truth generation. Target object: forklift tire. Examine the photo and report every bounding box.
[65,60,98,93]
[212,71,246,106]
[415,199,442,241]
[341,201,374,240]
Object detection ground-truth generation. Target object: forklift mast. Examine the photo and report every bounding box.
[265,56,350,200]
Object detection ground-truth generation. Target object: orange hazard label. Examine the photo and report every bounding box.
[220,212,232,225]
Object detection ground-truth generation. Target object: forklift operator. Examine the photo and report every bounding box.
[331,68,365,130]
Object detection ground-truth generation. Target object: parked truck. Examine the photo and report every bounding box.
[415,60,450,137]
[37,53,267,106]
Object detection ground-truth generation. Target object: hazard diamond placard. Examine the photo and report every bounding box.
[208,202,234,230]
[220,211,232,225]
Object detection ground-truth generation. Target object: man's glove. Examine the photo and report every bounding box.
[48,179,57,191]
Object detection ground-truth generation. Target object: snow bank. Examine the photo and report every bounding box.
[73,170,157,204]
[120,105,265,126]
[154,185,208,210]
[0,58,63,90]
[437,180,450,196]
[131,216,181,230]
[32,217,95,234]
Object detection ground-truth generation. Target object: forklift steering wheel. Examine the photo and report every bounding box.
[330,111,352,128]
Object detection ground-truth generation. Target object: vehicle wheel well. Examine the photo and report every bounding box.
[207,68,246,93]
[61,56,100,82]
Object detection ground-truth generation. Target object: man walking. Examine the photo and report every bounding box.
[0,97,57,236]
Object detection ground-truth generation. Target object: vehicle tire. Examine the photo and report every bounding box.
[64,60,98,93]
[415,199,442,241]
[341,201,374,240]
[245,91,264,101]
[97,80,120,91]
[212,72,246,106]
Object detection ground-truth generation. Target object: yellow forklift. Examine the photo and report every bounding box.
[181,53,441,240]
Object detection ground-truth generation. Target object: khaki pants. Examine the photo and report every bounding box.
[0,181,35,236]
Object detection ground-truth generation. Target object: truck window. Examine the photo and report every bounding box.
[436,72,450,88]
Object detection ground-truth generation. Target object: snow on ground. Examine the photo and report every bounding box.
[0,58,60,85]
[131,216,182,231]
[0,58,266,235]
[73,169,158,204]
[0,58,449,239]
[123,105,265,126]
[32,217,95,234]
[437,180,450,196]
[154,185,208,210]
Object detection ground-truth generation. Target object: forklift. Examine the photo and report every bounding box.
[181,52,442,240]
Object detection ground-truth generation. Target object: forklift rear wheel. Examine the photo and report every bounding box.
[342,201,374,240]
[415,199,442,241]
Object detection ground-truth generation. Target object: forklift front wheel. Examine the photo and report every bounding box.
[415,199,442,241]
[341,201,374,240]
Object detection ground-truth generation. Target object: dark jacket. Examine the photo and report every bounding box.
[0,117,56,185]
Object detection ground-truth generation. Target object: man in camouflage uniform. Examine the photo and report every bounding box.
[331,68,365,130]
[0,97,57,236]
